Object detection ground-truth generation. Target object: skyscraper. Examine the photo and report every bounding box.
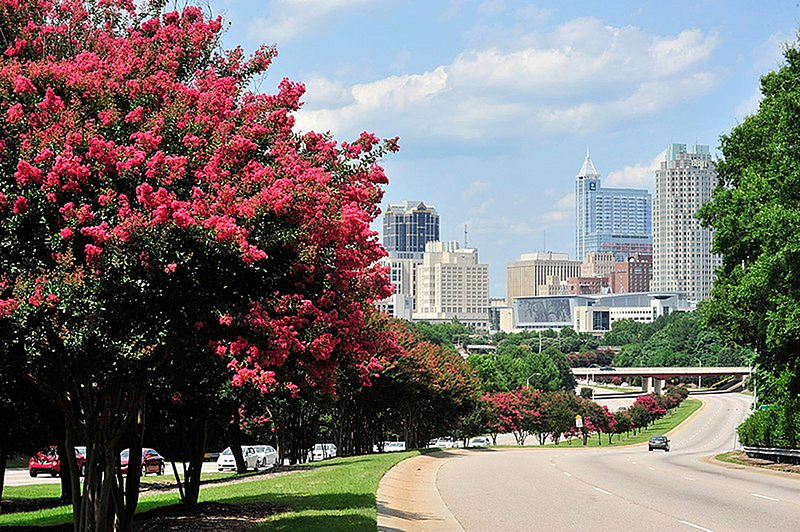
[652,143,720,303]
[575,151,652,262]
[382,200,439,259]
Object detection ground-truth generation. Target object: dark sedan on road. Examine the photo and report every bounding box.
[648,435,670,452]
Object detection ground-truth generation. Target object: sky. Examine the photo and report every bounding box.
[207,0,800,297]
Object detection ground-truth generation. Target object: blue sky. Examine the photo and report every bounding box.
[210,0,799,297]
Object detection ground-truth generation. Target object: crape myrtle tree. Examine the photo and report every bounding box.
[697,34,800,393]
[0,1,396,530]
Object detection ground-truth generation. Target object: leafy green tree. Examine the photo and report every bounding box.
[697,33,800,391]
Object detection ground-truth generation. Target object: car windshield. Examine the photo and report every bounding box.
[120,450,129,458]
[221,447,233,456]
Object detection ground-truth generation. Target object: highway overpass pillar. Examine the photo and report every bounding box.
[654,379,664,394]
[642,377,652,393]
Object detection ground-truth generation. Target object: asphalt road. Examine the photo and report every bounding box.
[437,393,799,532]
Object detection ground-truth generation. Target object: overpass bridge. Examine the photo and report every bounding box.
[571,366,751,394]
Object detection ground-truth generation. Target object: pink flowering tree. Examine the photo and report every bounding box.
[0,1,395,530]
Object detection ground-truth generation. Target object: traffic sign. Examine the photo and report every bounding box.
[575,415,583,428]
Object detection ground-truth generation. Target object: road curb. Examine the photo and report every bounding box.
[377,450,466,531]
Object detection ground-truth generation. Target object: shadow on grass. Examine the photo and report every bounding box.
[218,491,375,513]
[255,511,377,531]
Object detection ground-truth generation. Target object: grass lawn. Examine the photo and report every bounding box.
[0,451,418,530]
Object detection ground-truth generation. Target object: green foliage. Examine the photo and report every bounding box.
[610,312,752,368]
[697,34,800,390]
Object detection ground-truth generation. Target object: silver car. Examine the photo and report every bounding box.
[216,446,260,471]
[252,445,277,468]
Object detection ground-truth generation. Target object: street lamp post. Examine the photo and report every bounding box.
[526,372,541,389]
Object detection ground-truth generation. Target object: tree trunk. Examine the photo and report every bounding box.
[181,416,208,505]
[0,446,7,501]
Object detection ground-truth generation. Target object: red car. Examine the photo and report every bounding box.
[120,448,165,476]
[28,446,87,477]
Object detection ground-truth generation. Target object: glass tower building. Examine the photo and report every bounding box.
[382,200,440,259]
[575,151,652,262]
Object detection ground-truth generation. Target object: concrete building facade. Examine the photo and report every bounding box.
[652,144,721,303]
[575,152,652,262]
[414,241,490,330]
[506,252,581,305]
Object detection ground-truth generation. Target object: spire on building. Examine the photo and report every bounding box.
[577,148,599,178]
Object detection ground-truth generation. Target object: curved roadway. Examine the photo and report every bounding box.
[435,393,799,531]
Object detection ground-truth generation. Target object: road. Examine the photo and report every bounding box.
[436,393,800,531]
[3,461,225,487]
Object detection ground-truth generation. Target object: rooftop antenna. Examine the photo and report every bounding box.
[464,224,468,248]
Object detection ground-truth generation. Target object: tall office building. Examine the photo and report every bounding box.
[414,241,490,330]
[652,143,720,303]
[575,151,652,262]
[382,200,439,259]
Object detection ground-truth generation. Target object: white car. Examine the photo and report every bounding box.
[252,445,278,468]
[433,437,460,449]
[469,437,490,447]
[373,441,406,453]
[308,443,337,462]
[216,446,260,471]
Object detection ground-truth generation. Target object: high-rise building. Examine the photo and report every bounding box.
[506,252,581,305]
[414,241,490,330]
[652,143,720,303]
[382,200,439,259]
[575,151,652,262]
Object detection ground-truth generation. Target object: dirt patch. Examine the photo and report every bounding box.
[132,501,287,531]
[722,450,800,474]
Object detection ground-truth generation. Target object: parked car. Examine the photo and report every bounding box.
[252,445,278,468]
[307,443,337,462]
[433,437,460,449]
[469,437,490,447]
[374,441,406,453]
[28,446,87,478]
[216,446,260,471]
[120,448,165,476]
[648,435,670,452]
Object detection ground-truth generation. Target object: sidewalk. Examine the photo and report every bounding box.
[376,450,465,531]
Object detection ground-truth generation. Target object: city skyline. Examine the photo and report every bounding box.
[210,1,800,296]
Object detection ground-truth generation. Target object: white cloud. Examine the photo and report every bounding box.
[554,193,574,210]
[462,180,491,199]
[734,87,763,121]
[247,0,375,43]
[294,17,720,141]
[479,0,505,16]
[605,149,666,189]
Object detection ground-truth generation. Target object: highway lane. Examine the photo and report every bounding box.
[437,393,800,531]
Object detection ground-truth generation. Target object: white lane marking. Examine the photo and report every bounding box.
[680,520,714,532]
[563,472,572,477]
[594,487,612,495]
[752,493,778,501]
[682,476,696,481]
[647,467,655,471]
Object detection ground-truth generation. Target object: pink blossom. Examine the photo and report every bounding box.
[13,196,28,214]
[85,244,103,264]
[164,263,177,273]
[59,227,74,239]
[219,314,233,326]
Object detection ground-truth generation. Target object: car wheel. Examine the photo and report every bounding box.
[648,447,653,451]
[50,470,59,477]
[141,464,147,477]
[30,470,38,478]
[665,448,670,452]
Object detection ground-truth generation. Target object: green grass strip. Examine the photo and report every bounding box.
[0,451,417,529]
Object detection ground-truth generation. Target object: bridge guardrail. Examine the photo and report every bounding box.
[743,446,800,464]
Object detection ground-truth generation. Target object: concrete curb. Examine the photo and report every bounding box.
[376,450,465,531]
